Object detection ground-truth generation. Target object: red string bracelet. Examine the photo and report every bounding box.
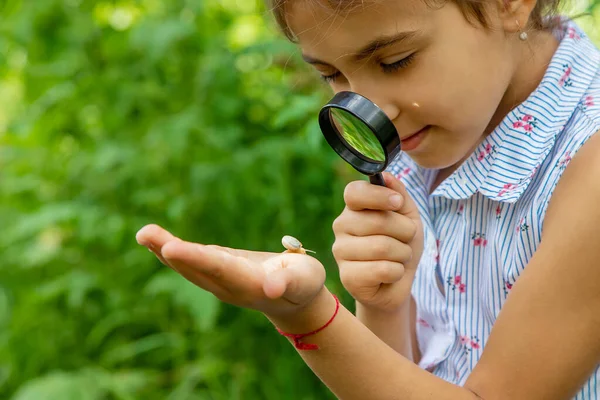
[276,294,340,350]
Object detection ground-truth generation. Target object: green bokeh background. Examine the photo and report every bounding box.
[0,1,598,398]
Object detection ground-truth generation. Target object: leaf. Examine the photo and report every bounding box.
[10,368,157,400]
[106,369,159,399]
[101,333,183,366]
[85,311,135,352]
[0,287,10,328]
[270,93,321,129]
[0,203,80,248]
[145,271,221,332]
[11,370,105,400]
[35,270,98,309]
[129,17,194,61]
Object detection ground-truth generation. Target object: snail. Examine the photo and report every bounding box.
[281,235,316,255]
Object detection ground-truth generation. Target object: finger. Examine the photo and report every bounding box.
[333,209,418,242]
[263,267,292,300]
[204,244,275,264]
[332,235,413,263]
[339,260,406,288]
[136,224,180,268]
[343,180,406,212]
[382,172,421,219]
[161,239,261,290]
[136,224,177,247]
[136,225,273,268]
[165,258,231,299]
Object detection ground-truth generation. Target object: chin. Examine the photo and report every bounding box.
[406,149,463,171]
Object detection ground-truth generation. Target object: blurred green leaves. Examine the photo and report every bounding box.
[0,0,344,398]
[1,0,599,398]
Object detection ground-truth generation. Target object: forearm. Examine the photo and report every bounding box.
[355,296,420,362]
[267,287,479,400]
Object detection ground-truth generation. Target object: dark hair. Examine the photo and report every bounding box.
[265,0,563,42]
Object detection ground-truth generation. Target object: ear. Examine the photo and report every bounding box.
[497,0,538,33]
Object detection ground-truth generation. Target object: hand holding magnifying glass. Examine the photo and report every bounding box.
[318,91,401,186]
[317,92,423,314]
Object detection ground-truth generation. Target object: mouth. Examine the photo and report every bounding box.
[400,126,430,151]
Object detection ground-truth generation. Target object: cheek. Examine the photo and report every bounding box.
[403,47,513,168]
[412,42,512,133]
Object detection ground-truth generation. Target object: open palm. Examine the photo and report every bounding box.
[136,224,326,317]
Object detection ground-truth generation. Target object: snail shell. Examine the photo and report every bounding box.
[281,235,315,254]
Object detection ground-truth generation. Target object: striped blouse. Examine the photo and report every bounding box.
[387,19,600,398]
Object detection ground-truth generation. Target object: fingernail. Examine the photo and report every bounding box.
[390,194,402,208]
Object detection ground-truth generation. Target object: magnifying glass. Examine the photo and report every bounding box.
[318,91,401,187]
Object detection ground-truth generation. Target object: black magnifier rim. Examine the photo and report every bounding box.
[319,91,400,175]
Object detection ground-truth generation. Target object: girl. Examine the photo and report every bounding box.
[136,0,600,398]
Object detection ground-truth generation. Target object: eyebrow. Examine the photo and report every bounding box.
[301,30,420,65]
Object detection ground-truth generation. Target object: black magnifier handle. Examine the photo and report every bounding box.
[369,173,386,187]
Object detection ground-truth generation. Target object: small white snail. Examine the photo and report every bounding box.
[281,235,316,255]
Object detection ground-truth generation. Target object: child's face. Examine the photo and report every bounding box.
[288,0,517,169]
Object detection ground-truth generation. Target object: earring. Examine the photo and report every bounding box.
[516,20,528,41]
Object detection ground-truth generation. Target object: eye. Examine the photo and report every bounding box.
[380,53,416,73]
[320,71,341,83]
[318,53,416,83]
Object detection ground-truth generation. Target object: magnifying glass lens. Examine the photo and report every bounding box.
[318,91,401,187]
[330,108,385,163]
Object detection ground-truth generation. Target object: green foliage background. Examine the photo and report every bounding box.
[0,0,599,398]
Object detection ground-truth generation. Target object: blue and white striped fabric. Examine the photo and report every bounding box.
[387,19,600,398]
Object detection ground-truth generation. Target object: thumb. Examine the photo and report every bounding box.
[262,254,326,303]
[263,267,295,300]
[382,172,420,220]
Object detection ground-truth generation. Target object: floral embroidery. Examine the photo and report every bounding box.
[567,27,581,40]
[447,275,467,293]
[435,239,441,264]
[471,233,488,247]
[504,280,513,295]
[498,183,517,197]
[585,96,594,107]
[512,114,538,134]
[477,143,496,161]
[418,318,431,328]
[516,217,529,232]
[461,335,481,354]
[418,317,436,332]
[495,205,502,219]
[397,167,411,179]
[457,203,464,215]
[579,95,594,111]
[557,151,572,170]
[559,64,573,87]
[529,165,539,180]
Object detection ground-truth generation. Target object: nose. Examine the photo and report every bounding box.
[347,85,400,123]
[379,103,400,123]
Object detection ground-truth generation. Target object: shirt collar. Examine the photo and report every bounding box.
[429,19,600,203]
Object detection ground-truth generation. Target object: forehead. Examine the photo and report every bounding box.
[285,0,432,56]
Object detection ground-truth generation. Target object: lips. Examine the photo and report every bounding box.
[400,126,430,151]
[401,126,429,142]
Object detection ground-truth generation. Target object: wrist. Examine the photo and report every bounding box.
[266,287,338,335]
[355,296,410,316]
[355,296,417,361]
